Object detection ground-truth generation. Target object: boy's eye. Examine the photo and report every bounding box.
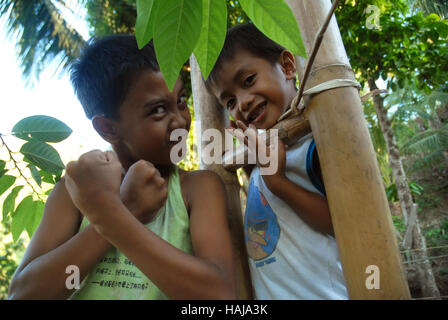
[177,95,187,107]
[243,74,255,87]
[150,106,166,115]
[226,98,236,110]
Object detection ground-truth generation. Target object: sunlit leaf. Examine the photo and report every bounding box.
[26,200,44,238]
[239,0,307,58]
[135,0,155,49]
[12,115,72,142]
[12,196,35,243]
[28,164,42,187]
[20,141,65,174]
[193,0,227,80]
[0,175,16,197]
[154,0,203,91]
[2,185,23,222]
[0,160,6,177]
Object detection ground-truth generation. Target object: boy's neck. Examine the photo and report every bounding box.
[112,145,173,179]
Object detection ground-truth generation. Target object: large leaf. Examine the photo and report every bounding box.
[12,115,72,142]
[2,185,23,222]
[135,0,155,49]
[0,175,16,197]
[154,0,203,91]
[20,141,65,174]
[11,196,35,242]
[193,0,227,80]
[239,0,307,58]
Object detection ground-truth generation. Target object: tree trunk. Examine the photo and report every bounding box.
[285,0,410,299]
[368,79,413,224]
[190,56,253,300]
[368,79,440,299]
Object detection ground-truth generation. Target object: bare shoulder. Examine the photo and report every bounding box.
[179,169,226,211]
[181,169,225,194]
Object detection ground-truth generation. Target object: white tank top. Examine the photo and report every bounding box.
[244,133,348,299]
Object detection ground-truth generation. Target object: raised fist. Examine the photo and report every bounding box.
[120,160,168,224]
[65,150,123,220]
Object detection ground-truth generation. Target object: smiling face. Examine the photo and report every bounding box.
[110,69,191,167]
[209,49,297,129]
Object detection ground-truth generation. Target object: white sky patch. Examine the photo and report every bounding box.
[0,6,109,166]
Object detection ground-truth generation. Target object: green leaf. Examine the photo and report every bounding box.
[2,185,23,222]
[239,0,307,58]
[193,0,227,80]
[0,175,16,196]
[11,196,35,243]
[154,0,203,91]
[12,115,72,143]
[135,0,155,49]
[0,160,6,177]
[20,141,65,174]
[26,200,44,238]
[28,164,42,187]
[40,169,56,184]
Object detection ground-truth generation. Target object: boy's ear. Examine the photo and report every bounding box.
[279,50,296,80]
[92,115,120,144]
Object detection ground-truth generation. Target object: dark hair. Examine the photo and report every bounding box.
[70,34,159,119]
[206,23,286,88]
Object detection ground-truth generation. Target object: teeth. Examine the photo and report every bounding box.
[249,104,265,122]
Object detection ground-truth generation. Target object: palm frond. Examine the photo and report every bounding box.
[410,0,448,18]
[402,126,448,154]
[0,0,85,82]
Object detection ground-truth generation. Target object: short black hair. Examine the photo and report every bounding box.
[70,34,159,120]
[206,23,286,89]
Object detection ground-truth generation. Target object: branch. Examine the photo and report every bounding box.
[0,135,43,201]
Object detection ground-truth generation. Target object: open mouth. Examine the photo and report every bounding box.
[248,102,267,123]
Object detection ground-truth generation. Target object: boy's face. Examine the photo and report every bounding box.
[114,69,191,166]
[209,49,296,129]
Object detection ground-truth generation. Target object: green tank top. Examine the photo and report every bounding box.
[70,166,193,300]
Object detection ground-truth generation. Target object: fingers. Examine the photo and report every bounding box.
[104,150,119,163]
[128,160,166,187]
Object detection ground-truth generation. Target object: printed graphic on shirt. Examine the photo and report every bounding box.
[244,179,280,261]
[87,256,151,291]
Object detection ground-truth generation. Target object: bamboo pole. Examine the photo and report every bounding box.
[189,55,253,299]
[285,0,410,299]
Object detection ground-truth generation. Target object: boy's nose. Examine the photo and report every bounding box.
[169,109,187,130]
[238,93,254,114]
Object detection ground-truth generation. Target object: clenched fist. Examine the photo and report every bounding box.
[120,160,168,224]
[65,150,123,223]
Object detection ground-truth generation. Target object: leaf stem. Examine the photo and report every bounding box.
[0,135,44,201]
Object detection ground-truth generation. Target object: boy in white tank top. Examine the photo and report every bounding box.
[206,23,348,299]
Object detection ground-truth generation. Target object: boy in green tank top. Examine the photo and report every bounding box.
[8,35,235,300]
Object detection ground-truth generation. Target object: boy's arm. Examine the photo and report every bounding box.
[64,151,235,299]
[8,179,113,300]
[262,173,334,236]
[232,121,334,236]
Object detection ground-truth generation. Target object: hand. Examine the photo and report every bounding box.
[228,120,287,180]
[120,160,168,224]
[65,150,123,222]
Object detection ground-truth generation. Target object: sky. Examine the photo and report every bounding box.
[0,5,109,166]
